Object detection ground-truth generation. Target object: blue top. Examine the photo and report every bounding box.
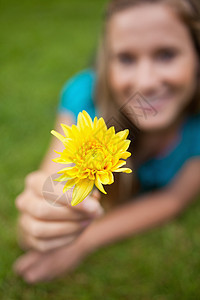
[58,69,200,193]
[58,69,97,121]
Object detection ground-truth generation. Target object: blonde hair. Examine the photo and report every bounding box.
[95,0,200,211]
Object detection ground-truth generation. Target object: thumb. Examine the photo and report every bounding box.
[75,190,104,216]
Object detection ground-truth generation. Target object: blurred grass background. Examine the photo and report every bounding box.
[1,0,200,299]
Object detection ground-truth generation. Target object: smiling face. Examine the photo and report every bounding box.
[107,3,199,132]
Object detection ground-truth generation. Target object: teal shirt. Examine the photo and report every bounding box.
[58,69,200,193]
[58,69,97,121]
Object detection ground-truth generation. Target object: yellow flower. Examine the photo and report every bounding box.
[51,110,132,206]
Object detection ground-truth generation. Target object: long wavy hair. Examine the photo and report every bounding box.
[94,0,200,211]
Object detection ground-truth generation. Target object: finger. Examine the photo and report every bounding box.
[25,171,74,207]
[74,196,104,217]
[16,221,31,251]
[24,171,103,213]
[16,189,88,221]
[13,251,41,275]
[19,213,91,239]
[20,247,69,283]
[24,233,79,252]
[25,171,47,197]
[23,171,104,217]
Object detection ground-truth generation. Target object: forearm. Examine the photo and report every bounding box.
[39,113,75,175]
[78,190,184,254]
[39,149,62,175]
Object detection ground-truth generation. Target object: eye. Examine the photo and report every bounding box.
[117,52,135,65]
[156,48,178,62]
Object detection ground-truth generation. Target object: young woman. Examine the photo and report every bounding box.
[14,0,200,283]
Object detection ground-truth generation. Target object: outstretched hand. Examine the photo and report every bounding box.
[15,170,104,252]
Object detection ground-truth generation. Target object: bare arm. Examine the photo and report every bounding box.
[16,111,104,252]
[39,112,75,175]
[77,158,200,254]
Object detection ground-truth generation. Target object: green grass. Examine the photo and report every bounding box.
[1,0,200,299]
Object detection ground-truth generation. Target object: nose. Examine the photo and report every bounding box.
[134,59,159,97]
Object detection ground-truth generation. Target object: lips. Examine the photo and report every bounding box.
[146,93,172,110]
[149,97,167,110]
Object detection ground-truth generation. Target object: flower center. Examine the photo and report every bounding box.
[76,140,109,170]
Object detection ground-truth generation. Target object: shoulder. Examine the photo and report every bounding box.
[61,69,96,98]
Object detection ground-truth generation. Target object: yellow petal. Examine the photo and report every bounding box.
[116,140,131,153]
[54,174,71,182]
[97,171,114,185]
[57,166,78,177]
[96,117,107,135]
[107,171,114,184]
[61,148,74,158]
[61,123,72,137]
[112,160,126,171]
[113,167,132,173]
[95,173,107,194]
[97,172,109,184]
[52,157,73,164]
[107,126,115,136]
[71,124,81,139]
[82,110,93,128]
[51,130,66,143]
[115,129,129,140]
[77,111,93,133]
[71,178,94,206]
[93,116,98,129]
[77,112,86,131]
[63,178,79,193]
[61,141,77,155]
[120,151,132,159]
[54,150,62,154]
[111,156,120,167]
[104,126,115,143]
